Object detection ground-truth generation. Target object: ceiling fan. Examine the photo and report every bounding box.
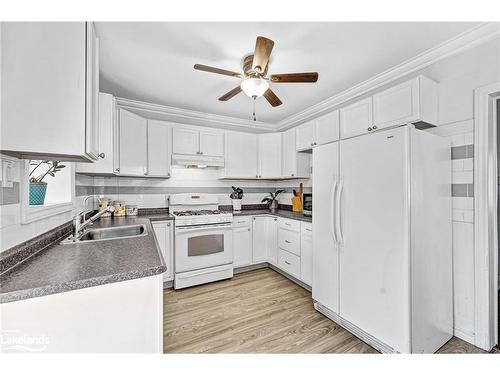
[193,36,319,112]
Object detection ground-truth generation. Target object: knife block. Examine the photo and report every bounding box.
[292,196,302,212]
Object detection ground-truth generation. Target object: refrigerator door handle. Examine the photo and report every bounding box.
[335,179,344,244]
[330,178,338,243]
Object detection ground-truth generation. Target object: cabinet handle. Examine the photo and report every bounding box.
[285,240,291,244]
[98,152,105,159]
[167,222,170,227]
[167,173,171,178]
[274,218,277,221]
[284,261,291,265]
[115,168,120,173]
[247,228,251,231]
[291,173,295,177]
[372,125,378,130]
[367,127,373,131]
[306,228,312,232]
[285,223,291,226]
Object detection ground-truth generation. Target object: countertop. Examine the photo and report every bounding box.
[230,209,312,223]
[0,214,173,304]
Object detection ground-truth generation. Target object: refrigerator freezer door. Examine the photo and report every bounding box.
[339,126,411,353]
[312,141,340,313]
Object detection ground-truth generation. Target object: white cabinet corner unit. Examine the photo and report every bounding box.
[312,125,452,353]
[1,22,100,162]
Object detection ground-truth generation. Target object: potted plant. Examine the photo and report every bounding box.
[229,186,244,211]
[262,190,285,211]
[28,160,66,205]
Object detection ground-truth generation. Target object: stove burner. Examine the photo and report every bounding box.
[173,210,223,216]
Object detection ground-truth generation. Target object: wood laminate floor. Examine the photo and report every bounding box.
[163,268,498,354]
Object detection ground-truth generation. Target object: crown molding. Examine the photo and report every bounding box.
[115,97,273,132]
[275,22,500,131]
[115,22,500,133]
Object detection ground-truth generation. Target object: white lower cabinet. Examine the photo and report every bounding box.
[232,217,253,268]
[152,221,173,281]
[278,249,301,279]
[267,217,278,266]
[252,216,270,263]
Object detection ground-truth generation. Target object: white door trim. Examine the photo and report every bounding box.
[473,82,500,351]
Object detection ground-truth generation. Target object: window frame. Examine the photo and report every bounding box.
[20,160,75,224]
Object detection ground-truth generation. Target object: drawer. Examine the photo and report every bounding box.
[301,222,312,236]
[232,216,251,228]
[278,249,300,279]
[278,217,300,233]
[278,228,300,256]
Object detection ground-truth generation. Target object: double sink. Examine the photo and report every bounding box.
[61,224,147,244]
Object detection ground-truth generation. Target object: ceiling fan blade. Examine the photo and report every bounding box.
[252,36,274,74]
[270,72,319,83]
[194,64,242,78]
[263,89,282,107]
[218,86,242,101]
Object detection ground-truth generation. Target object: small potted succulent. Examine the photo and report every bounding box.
[262,190,285,211]
[229,186,244,211]
[28,160,66,205]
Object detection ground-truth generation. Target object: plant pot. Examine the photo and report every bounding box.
[270,200,278,210]
[29,182,48,205]
[232,199,242,212]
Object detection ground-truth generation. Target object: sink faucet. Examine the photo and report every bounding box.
[72,197,115,240]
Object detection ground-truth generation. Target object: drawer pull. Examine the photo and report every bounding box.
[237,221,246,224]
[285,223,291,226]
[285,240,291,244]
[284,261,291,265]
[306,228,312,232]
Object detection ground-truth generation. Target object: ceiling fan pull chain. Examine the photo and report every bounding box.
[252,96,257,122]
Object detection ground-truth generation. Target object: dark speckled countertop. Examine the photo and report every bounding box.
[228,209,312,223]
[0,214,174,304]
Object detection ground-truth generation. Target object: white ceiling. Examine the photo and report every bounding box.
[96,22,479,124]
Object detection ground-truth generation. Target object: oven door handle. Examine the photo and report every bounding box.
[175,223,232,233]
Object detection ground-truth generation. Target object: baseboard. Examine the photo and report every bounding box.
[234,263,268,274]
[453,327,475,345]
[163,280,173,289]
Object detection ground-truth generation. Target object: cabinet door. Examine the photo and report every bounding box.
[85,22,99,160]
[225,131,258,178]
[258,133,282,178]
[295,121,315,151]
[152,221,173,281]
[339,97,373,139]
[200,131,224,157]
[76,93,115,174]
[300,230,313,286]
[372,78,419,130]
[119,109,147,176]
[1,23,88,159]
[267,217,278,266]
[172,127,199,155]
[282,128,297,177]
[252,217,269,263]
[233,226,253,267]
[315,110,339,145]
[147,120,170,177]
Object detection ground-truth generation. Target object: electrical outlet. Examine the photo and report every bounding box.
[1,157,15,188]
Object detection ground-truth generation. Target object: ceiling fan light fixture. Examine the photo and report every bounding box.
[240,77,269,98]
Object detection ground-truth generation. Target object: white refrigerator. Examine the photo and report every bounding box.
[312,125,452,353]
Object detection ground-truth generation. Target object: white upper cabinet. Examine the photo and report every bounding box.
[76,93,116,175]
[258,133,282,178]
[199,131,224,157]
[295,121,316,151]
[282,128,311,178]
[118,109,148,176]
[172,128,199,156]
[224,131,258,178]
[295,111,340,151]
[340,97,373,139]
[172,126,224,157]
[372,76,438,130]
[0,22,99,162]
[147,120,171,178]
[315,110,340,146]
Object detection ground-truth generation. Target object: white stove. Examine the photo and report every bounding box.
[169,194,234,289]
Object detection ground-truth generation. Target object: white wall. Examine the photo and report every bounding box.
[423,37,500,343]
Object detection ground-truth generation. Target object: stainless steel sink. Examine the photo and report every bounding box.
[61,224,147,244]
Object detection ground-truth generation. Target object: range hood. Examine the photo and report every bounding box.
[171,154,225,168]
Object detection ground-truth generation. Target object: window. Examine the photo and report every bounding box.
[21,160,75,223]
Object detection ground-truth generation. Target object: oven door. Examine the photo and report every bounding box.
[175,223,233,273]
